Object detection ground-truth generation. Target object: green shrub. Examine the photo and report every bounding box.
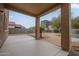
[54,28,60,33]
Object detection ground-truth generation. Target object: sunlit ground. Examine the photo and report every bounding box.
[28,32,79,47]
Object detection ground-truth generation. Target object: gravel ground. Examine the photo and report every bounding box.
[28,33,79,47]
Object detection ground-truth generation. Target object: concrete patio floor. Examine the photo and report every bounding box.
[0,34,68,56]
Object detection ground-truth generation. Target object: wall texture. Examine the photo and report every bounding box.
[0,4,9,47]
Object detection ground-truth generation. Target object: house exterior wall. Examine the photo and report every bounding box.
[8,22,28,34]
[0,4,9,47]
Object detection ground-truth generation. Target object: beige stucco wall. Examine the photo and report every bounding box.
[0,4,9,47]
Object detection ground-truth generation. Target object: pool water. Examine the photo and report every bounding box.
[72,34,79,38]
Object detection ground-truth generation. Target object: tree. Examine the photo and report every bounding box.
[41,20,50,32]
[51,16,61,33]
[52,16,61,28]
[71,16,79,29]
[51,16,79,30]
[40,27,45,38]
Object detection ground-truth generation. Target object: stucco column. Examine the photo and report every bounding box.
[61,4,71,51]
[0,4,9,47]
[35,16,40,40]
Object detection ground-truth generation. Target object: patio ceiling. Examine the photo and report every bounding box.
[4,3,60,17]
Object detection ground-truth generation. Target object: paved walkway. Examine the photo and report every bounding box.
[0,35,68,56]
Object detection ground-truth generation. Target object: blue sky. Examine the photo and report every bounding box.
[9,4,79,28]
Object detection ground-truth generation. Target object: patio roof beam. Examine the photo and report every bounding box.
[4,4,36,17]
[38,4,60,17]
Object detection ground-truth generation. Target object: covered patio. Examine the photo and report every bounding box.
[0,3,71,55]
[0,34,68,56]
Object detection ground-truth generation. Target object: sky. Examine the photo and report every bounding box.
[9,3,79,28]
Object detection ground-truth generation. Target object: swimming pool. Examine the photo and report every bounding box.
[72,34,79,38]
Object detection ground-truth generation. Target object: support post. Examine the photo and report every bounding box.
[35,16,40,40]
[61,3,71,51]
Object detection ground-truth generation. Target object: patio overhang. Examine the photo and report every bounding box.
[4,3,60,17]
[0,3,71,51]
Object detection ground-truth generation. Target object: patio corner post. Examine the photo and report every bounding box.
[35,16,40,40]
[61,3,71,51]
[0,4,9,47]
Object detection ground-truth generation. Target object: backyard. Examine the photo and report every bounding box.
[28,32,79,47]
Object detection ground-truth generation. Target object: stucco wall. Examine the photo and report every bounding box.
[0,4,9,47]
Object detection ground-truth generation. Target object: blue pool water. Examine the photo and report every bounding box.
[72,34,79,38]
